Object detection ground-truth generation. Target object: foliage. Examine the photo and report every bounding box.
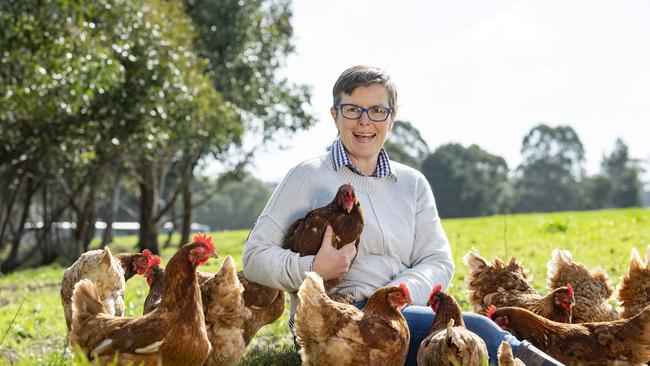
[384,120,430,169]
[2,208,649,364]
[512,124,586,213]
[194,173,273,231]
[421,143,509,218]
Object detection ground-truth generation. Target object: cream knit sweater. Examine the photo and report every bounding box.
[242,153,454,315]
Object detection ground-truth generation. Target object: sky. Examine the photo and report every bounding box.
[242,0,650,184]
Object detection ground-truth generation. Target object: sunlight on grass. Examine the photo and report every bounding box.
[0,209,648,365]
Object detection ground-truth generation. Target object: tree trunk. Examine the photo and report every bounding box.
[0,177,35,273]
[138,161,160,254]
[101,178,121,247]
[180,173,192,245]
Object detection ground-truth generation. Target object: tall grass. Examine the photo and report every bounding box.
[0,208,648,365]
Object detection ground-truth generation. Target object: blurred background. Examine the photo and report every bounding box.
[1,0,649,272]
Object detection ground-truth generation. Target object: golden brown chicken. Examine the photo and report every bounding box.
[200,256,250,366]
[60,246,126,332]
[115,250,151,282]
[69,234,217,366]
[547,248,620,322]
[417,284,488,366]
[282,183,364,290]
[487,305,650,365]
[464,250,575,323]
[295,272,412,366]
[237,271,285,345]
[497,341,525,366]
[617,246,650,318]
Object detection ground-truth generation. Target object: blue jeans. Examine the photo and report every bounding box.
[402,304,521,365]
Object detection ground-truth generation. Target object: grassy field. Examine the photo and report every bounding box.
[1,208,649,365]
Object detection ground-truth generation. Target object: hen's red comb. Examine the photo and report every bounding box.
[566,283,574,297]
[193,232,215,252]
[399,283,412,300]
[486,305,498,319]
[142,249,161,269]
[427,283,443,303]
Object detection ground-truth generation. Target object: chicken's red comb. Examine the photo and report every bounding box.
[193,232,215,252]
[142,249,161,268]
[566,283,574,297]
[427,283,443,303]
[486,305,498,319]
[399,283,412,300]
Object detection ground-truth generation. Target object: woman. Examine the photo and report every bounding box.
[242,65,561,365]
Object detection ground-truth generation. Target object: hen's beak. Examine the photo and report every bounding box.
[210,252,220,259]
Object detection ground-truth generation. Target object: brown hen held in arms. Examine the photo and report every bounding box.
[282,183,364,290]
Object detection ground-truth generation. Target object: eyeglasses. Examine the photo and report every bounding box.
[337,104,392,122]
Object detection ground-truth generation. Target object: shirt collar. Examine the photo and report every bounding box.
[330,139,396,179]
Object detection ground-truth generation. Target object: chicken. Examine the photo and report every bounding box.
[282,183,364,291]
[547,248,620,322]
[487,305,650,365]
[60,246,126,331]
[200,256,250,366]
[497,341,525,366]
[617,246,650,318]
[238,271,285,345]
[69,233,217,366]
[143,254,164,315]
[295,272,412,366]
[115,250,151,282]
[417,284,488,366]
[464,250,575,323]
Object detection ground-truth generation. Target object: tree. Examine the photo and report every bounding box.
[600,138,641,207]
[421,143,509,218]
[512,124,585,213]
[193,173,273,230]
[384,120,430,168]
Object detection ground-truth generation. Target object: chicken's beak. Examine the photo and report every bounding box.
[210,252,220,259]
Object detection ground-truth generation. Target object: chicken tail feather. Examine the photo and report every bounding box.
[463,250,487,272]
[72,279,106,321]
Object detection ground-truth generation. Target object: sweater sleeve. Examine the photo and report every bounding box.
[386,174,455,305]
[242,165,316,293]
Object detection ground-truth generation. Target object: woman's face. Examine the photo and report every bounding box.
[331,83,395,164]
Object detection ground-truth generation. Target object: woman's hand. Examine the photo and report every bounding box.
[312,225,357,281]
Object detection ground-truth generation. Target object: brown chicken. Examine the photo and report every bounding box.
[417,284,488,366]
[282,183,364,291]
[497,341,525,366]
[295,272,412,366]
[61,246,126,332]
[487,305,650,365]
[237,271,285,344]
[115,250,151,282]
[617,246,650,318]
[143,253,164,315]
[69,234,217,366]
[464,250,575,323]
[200,255,250,366]
[547,248,620,322]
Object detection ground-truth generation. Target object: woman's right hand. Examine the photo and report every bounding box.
[311,225,357,281]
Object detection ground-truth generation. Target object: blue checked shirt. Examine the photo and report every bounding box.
[330,139,395,179]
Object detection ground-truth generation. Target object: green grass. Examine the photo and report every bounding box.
[1,208,649,365]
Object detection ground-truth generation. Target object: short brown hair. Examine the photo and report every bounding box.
[332,65,398,115]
